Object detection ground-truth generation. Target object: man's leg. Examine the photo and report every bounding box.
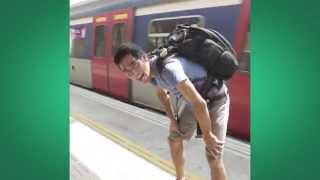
[168,138,185,180]
[168,106,196,180]
[206,89,230,180]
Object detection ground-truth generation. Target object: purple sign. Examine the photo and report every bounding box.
[71,27,86,39]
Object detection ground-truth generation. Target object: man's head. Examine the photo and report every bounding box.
[114,43,151,83]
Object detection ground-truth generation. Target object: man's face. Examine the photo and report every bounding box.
[118,54,151,83]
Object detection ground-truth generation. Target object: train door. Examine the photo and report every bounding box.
[228,0,250,140]
[107,8,133,101]
[92,13,111,93]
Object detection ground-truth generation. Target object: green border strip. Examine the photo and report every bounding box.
[71,112,201,180]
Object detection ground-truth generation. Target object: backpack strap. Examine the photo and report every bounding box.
[155,53,178,76]
[209,29,236,55]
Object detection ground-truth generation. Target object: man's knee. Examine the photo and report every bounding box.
[168,137,183,153]
[168,136,182,147]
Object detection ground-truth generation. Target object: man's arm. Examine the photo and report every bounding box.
[176,79,212,136]
[156,87,176,123]
[176,79,223,156]
[156,87,176,121]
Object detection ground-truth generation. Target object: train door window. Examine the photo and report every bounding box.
[94,25,106,58]
[112,23,127,55]
[240,24,250,73]
[147,15,205,51]
[71,27,86,58]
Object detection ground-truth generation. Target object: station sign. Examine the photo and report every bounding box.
[95,17,107,23]
[113,13,128,20]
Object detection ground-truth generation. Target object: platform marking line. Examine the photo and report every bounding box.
[71,112,202,180]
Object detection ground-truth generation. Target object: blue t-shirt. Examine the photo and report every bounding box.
[150,56,207,99]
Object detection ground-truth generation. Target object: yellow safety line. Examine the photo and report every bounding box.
[71,112,202,180]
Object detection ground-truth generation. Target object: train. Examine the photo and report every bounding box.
[70,0,250,141]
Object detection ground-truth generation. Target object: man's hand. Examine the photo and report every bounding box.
[169,119,179,133]
[203,132,224,158]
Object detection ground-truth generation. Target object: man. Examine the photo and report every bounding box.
[114,43,230,180]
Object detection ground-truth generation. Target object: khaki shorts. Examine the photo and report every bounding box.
[168,85,230,143]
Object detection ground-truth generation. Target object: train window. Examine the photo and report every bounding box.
[240,25,250,73]
[70,27,86,58]
[94,25,106,58]
[147,15,205,51]
[112,23,127,55]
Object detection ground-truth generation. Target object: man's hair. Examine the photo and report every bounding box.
[114,43,145,65]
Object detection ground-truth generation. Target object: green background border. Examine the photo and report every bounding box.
[0,1,69,179]
[252,0,320,179]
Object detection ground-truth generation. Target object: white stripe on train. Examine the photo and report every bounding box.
[135,0,242,16]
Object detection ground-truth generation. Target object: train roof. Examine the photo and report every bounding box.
[70,0,171,20]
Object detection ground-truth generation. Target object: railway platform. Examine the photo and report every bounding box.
[70,85,250,180]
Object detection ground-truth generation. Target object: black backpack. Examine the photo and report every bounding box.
[151,24,239,81]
